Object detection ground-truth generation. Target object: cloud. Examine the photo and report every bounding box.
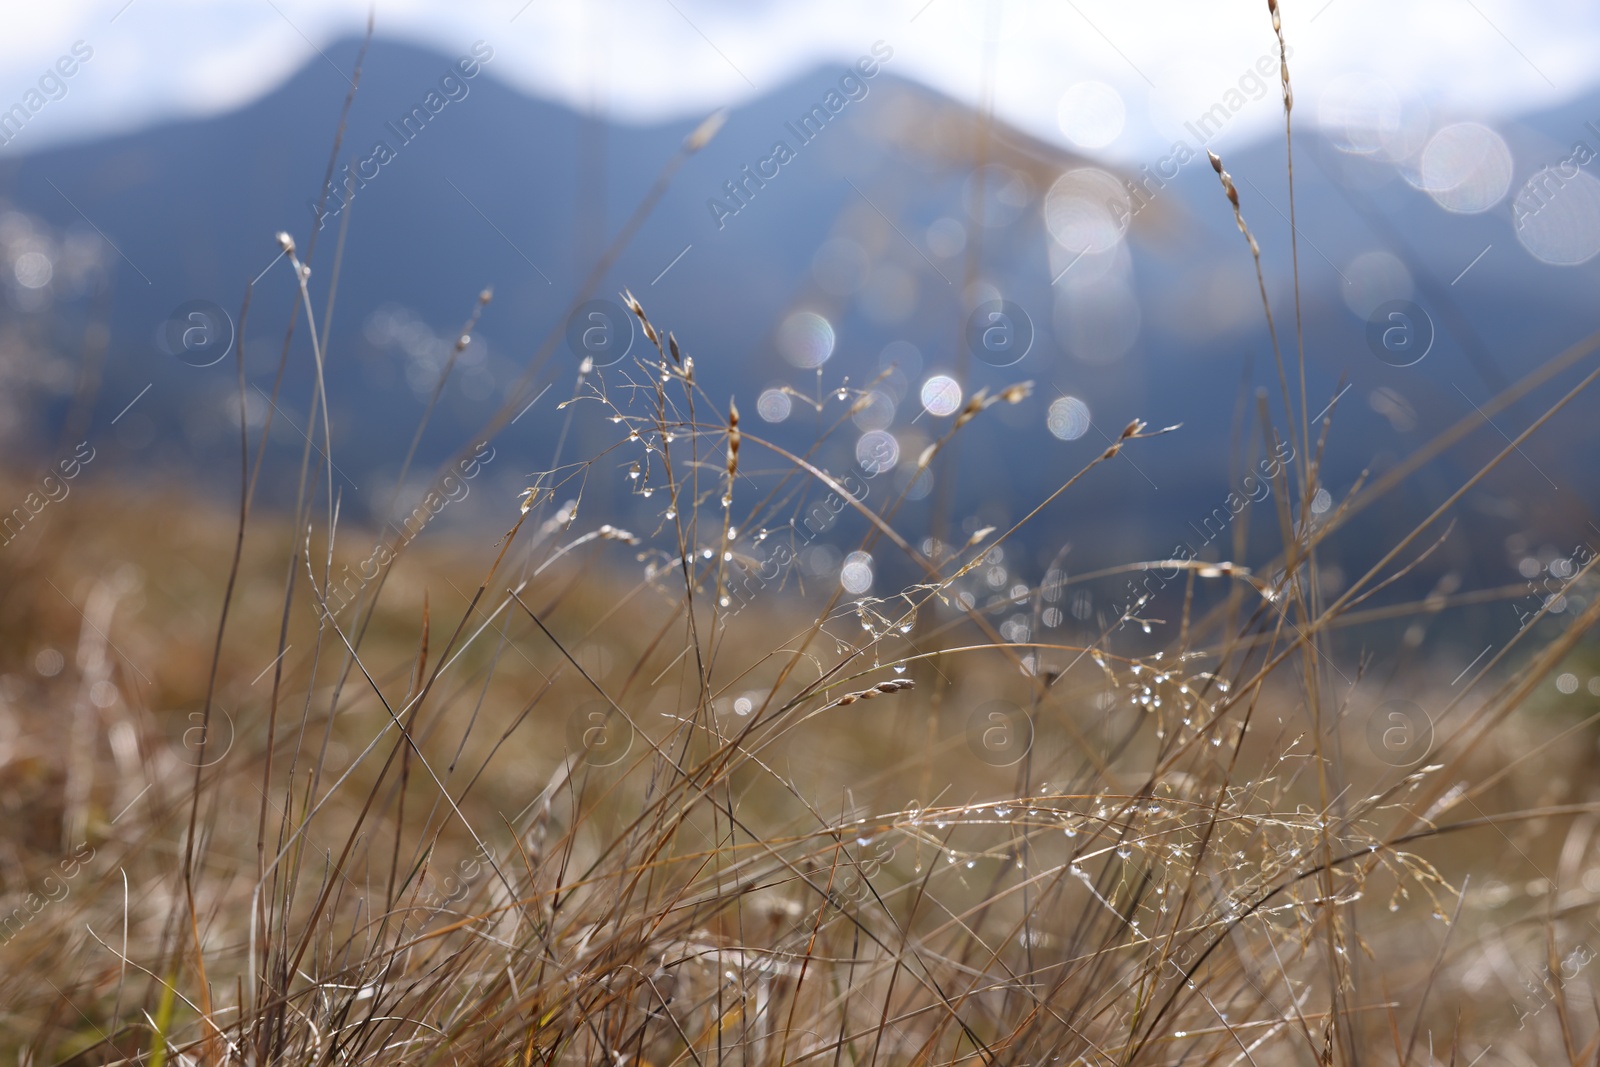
[2,0,1597,158]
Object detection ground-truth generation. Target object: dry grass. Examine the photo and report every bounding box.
[3,11,1600,1067]
[1,288,1597,1064]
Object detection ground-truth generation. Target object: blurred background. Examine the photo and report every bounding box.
[3,0,1600,644]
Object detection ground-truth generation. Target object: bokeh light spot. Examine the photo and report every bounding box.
[1514,169,1600,266]
[1046,396,1091,440]
[921,375,962,417]
[1420,122,1512,214]
[776,311,836,368]
[757,387,792,423]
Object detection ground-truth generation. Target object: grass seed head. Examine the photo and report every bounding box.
[684,108,728,153]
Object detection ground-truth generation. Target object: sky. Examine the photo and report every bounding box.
[2,0,1599,163]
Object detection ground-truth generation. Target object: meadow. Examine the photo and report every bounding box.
[2,10,1600,1067]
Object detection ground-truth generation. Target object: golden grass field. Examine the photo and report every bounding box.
[3,10,1600,1064]
[1,308,1597,1066]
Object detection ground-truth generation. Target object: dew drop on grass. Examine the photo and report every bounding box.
[664,508,677,519]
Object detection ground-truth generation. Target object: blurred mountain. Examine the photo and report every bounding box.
[1,34,1597,601]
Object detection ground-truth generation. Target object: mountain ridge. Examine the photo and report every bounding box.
[0,33,1595,597]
